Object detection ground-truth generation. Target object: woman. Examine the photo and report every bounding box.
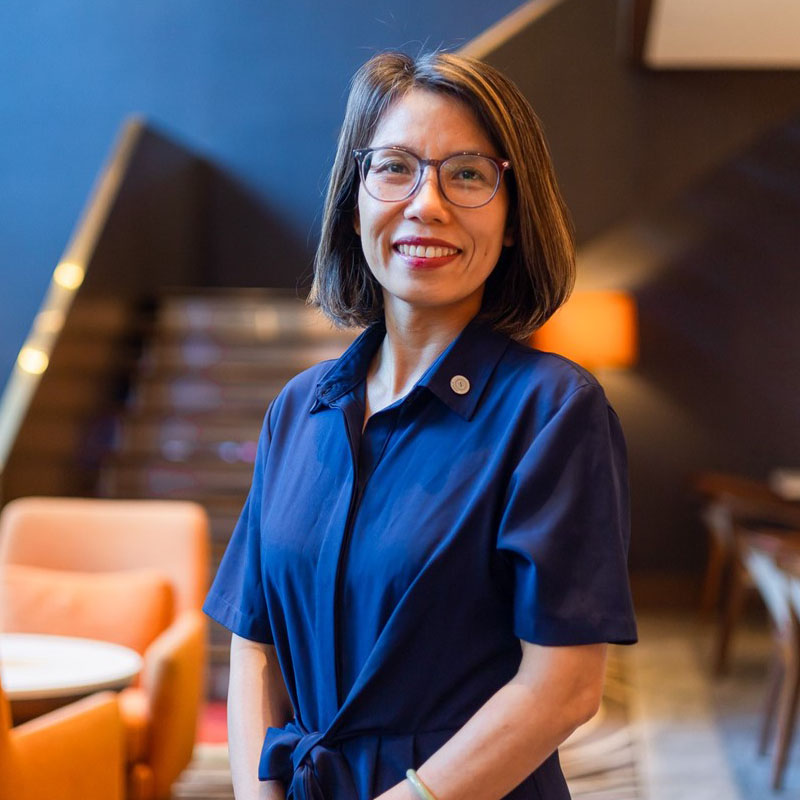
[204,50,638,800]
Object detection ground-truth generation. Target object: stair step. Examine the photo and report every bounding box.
[46,338,141,373]
[101,461,252,500]
[118,408,268,427]
[156,327,355,349]
[106,456,255,476]
[195,495,247,517]
[64,297,145,334]
[207,508,242,533]
[19,378,128,413]
[3,460,98,498]
[9,419,101,458]
[115,417,262,461]
[211,541,234,566]
[97,483,249,504]
[156,291,352,342]
[140,340,348,373]
[129,378,281,414]
[136,360,330,384]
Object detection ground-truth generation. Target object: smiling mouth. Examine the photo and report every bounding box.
[394,243,460,258]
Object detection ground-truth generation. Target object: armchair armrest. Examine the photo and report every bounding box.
[9,691,124,800]
[141,609,206,798]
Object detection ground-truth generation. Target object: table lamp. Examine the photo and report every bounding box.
[531,290,638,369]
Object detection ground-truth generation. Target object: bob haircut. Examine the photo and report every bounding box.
[308,50,575,341]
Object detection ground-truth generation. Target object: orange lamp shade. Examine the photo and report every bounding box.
[532,290,638,369]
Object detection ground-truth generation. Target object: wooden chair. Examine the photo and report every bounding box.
[693,472,800,674]
[731,527,800,791]
[0,675,124,800]
[773,547,800,790]
[0,497,210,800]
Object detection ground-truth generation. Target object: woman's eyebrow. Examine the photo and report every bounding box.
[370,144,495,158]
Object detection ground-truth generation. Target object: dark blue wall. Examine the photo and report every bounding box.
[0,0,520,393]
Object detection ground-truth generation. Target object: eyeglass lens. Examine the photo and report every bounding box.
[361,148,500,207]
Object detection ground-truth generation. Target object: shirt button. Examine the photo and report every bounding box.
[450,375,470,395]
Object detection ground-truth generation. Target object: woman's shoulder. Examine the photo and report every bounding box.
[286,358,338,395]
[499,337,605,408]
[494,339,624,452]
[267,358,337,417]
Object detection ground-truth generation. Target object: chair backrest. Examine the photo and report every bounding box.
[0,677,17,799]
[0,676,11,740]
[695,472,800,529]
[701,501,735,546]
[0,497,210,614]
[742,541,791,630]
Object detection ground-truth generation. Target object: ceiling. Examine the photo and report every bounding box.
[645,0,800,69]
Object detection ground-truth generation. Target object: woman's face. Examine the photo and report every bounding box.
[354,88,513,321]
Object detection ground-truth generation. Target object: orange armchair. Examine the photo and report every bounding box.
[0,497,210,800]
[0,676,124,800]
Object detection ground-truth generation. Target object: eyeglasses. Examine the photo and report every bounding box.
[353,146,512,209]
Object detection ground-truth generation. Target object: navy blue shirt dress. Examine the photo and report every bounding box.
[203,313,638,800]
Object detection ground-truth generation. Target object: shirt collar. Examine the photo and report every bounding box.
[311,314,511,421]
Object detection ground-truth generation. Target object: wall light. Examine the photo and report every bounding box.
[532,290,638,369]
[17,347,50,375]
[53,261,85,290]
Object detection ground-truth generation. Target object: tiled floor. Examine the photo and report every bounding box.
[631,612,743,799]
[632,609,800,800]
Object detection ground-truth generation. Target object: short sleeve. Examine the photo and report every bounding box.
[495,383,638,646]
[202,401,275,644]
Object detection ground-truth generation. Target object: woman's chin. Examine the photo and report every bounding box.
[381,288,484,318]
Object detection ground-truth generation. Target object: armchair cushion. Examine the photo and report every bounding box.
[118,686,150,763]
[2,689,124,800]
[0,565,174,655]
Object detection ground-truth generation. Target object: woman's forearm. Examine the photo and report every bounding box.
[228,634,294,800]
[376,642,607,800]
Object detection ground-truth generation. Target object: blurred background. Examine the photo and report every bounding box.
[1,1,800,799]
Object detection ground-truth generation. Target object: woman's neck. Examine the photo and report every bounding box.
[368,298,481,402]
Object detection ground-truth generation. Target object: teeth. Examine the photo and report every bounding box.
[396,244,458,258]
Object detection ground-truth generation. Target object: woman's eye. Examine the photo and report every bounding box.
[446,160,492,186]
[374,160,411,174]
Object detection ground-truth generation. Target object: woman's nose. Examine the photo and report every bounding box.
[403,166,450,223]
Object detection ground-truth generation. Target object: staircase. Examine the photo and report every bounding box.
[98,289,357,697]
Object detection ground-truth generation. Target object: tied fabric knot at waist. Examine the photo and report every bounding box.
[260,719,358,800]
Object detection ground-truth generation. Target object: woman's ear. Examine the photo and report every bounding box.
[503,225,514,247]
[353,210,361,236]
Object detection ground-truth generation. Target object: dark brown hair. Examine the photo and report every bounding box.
[308,50,575,340]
